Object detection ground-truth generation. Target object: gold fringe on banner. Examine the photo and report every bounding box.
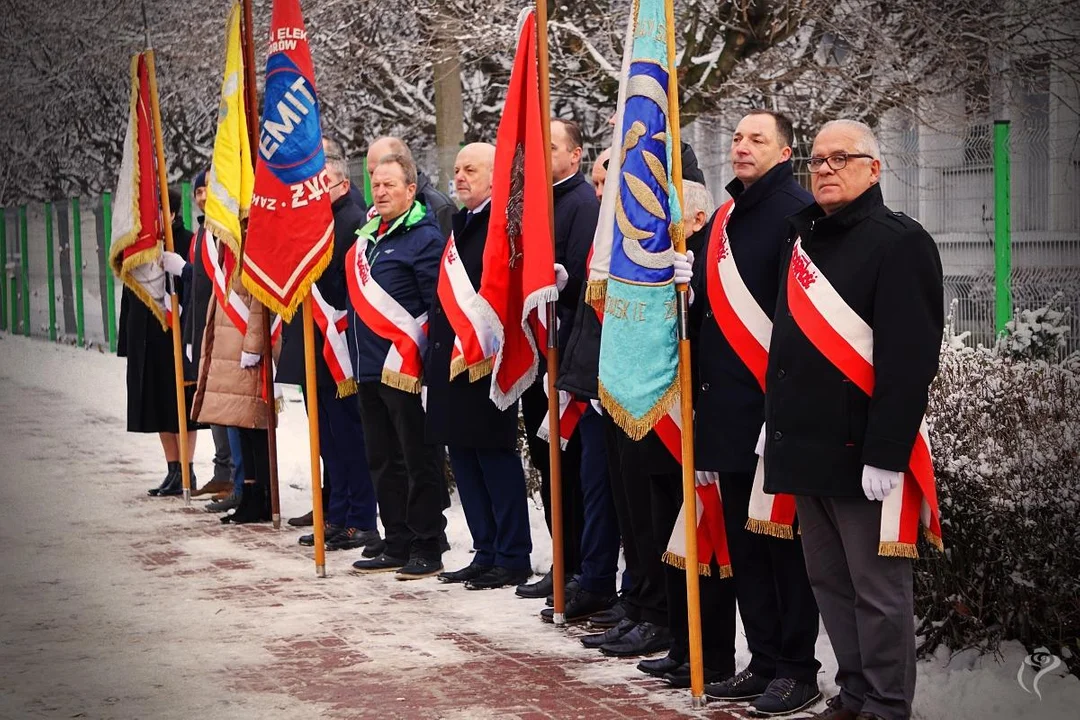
[382,369,422,394]
[878,541,920,559]
[716,564,733,579]
[449,355,467,382]
[745,518,795,540]
[336,378,358,399]
[598,379,679,441]
[924,528,945,552]
[241,243,332,324]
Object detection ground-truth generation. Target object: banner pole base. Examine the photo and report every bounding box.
[690,694,705,710]
[183,489,191,507]
[272,513,281,530]
[316,565,326,578]
[553,613,566,627]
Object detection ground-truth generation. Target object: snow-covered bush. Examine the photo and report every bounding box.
[994,292,1072,363]
[916,310,1080,672]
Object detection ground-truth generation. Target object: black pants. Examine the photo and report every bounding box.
[664,562,737,674]
[721,472,820,684]
[521,379,584,575]
[356,381,446,561]
[237,427,270,487]
[604,416,673,626]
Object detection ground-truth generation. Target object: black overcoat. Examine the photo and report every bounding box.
[423,203,518,450]
[690,161,812,473]
[763,184,944,497]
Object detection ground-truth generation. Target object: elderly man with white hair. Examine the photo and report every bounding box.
[762,119,944,720]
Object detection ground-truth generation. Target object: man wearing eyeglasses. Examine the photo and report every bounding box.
[763,120,944,720]
[276,150,381,555]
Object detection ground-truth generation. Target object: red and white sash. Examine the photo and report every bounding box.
[437,233,497,382]
[536,382,587,450]
[309,284,357,398]
[346,235,429,394]
[663,470,732,578]
[702,200,798,540]
[775,238,943,557]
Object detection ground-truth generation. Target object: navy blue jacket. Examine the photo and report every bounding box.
[277,193,367,389]
[424,204,519,450]
[348,201,445,384]
[763,184,944,497]
[691,160,812,474]
[553,171,600,349]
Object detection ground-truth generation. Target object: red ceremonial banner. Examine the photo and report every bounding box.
[242,0,334,321]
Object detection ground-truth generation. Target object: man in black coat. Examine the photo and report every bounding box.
[276,154,380,554]
[425,143,534,591]
[764,120,944,720]
[686,112,821,716]
[367,136,455,238]
[516,118,599,602]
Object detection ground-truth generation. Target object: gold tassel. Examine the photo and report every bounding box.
[661,551,712,577]
[923,528,945,552]
[716,564,734,579]
[585,279,607,312]
[449,355,467,382]
[275,396,286,414]
[381,369,421,394]
[745,517,794,540]
[878,541,920,559]
[598,380,680,441]
[336,378,358,399]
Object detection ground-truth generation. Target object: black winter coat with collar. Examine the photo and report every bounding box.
[423,204,519,450]
[763,183,944,497]
[690,160,812,473]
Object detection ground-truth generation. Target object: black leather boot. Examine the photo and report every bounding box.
[158,463,197,497]
[147,462,180,496]
[222,481,270,524]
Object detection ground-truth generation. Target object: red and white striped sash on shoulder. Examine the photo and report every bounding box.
[437,233,497,383]
[346,235,428,394]
[780,238,942,557]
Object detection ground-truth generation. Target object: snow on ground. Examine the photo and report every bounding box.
[0,332,1076,719]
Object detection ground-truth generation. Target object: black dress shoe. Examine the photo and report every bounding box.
[637,652,685,677]
[663,663,732,689]
[581,617,637,649]
[545,578,581,606]
[326,528,380,551]
[361,539,387,558]
[587,599,627,629]
[748,677,821,717]
[599,621,672,657]
[704,669,772,701]
[516,569,552,599]
[438,564,493,584]
[465,566,532,590]
[540,587,614,623]
[299,525,343,547]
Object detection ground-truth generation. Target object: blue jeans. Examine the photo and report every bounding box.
[227,426,244,495]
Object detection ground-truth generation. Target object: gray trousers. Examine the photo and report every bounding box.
[796,495,916,720]
[209,424,234,482]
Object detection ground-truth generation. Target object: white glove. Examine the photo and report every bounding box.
[754,422,766,456]
[590,398,602,416]
[673,250,694,286]
[185,344,192,362]
[161,250,187,277]
[554,263,569,293]
[694,470,717,487]
[861,464,903,502]
[421,385,428,412]
[240,351,261,369]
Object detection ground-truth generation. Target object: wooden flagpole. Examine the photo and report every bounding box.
[664,0,705,706]
[143,48,193,508]
[534,0,566,625]
[239,0,288,534]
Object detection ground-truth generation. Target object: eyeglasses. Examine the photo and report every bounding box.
[807,152,874,172]
[327,180,346,191]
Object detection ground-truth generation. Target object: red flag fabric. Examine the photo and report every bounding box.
[109,53,169,328]
[472,9,557,410]
[242,0,334,321]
